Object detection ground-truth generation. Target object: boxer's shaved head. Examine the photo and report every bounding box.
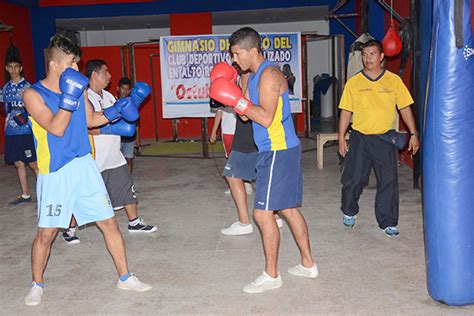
[230,27,262,53]
[46,33,82,65]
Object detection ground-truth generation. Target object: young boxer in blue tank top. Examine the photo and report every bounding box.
[22,34,151,307]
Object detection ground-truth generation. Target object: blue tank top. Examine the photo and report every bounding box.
[30,81,91,174]
[2,79,33,136]
[248,60,300,152]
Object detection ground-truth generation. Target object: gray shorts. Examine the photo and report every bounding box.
[223,150,258,181]
[101,164,138,209]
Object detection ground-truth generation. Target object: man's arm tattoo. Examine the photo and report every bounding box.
[270,69,281,93]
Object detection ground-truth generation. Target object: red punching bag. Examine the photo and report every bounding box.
[382,20,403,57]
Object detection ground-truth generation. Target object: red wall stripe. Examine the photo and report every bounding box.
[0,3,36,155]
[168,13,216,139]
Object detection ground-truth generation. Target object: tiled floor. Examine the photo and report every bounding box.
[1,138,473,314]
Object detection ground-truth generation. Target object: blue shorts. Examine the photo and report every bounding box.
[223,150,258,181]
[4,134,37,164]
[121,141,135,159]
[36,154,114,228]
[254,145,303,211]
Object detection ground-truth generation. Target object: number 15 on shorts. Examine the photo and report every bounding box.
[45,204,62,216]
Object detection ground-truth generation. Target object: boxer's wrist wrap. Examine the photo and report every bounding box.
[235,98,250,115]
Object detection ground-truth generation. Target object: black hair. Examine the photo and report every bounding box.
[84,59,107,79]
[4,55,24,82]
[46,33,82,64]
[118,77,132,87]
[229,27,262,53]
[362,39,384,54]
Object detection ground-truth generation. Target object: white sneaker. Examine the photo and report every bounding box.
[25,282,43,306]
[243,271,283,294]
[276,218,284,229]
[288,263,319,279]
[244,182,253,194]
[117,274,152,292]
[224,188,231,195]
[221,221,253,236]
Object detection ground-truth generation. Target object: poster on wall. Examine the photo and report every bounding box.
[160,32,302,118]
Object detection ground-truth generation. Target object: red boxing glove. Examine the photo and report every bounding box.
[210,62,238,84]
[210,78,251,115]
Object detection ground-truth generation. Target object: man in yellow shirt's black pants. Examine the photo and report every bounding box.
[337,39,420,237]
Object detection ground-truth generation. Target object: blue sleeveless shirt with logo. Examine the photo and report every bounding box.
[30,81,91,174]
[247,60,300,152]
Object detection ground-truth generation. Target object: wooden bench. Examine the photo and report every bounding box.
[316,132,349,170]
[316,114,402,169]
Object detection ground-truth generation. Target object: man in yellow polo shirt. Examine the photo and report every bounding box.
[337,39,420,237]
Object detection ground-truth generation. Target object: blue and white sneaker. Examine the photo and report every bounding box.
[383,226,399,237]
[343,214,357,228]
[117,274,152,292]
[25,282,43,306]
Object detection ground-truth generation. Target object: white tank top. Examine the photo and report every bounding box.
[88,88,127,172]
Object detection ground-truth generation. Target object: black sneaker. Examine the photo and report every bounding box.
[61,229,80,244]
[10,195,32,205]
[128,219,158,233]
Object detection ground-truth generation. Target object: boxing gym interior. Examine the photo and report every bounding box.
[1,0,473,314]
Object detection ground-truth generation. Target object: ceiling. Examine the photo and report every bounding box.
[56,5,328,31]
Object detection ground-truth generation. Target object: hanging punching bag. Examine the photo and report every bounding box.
[423,0,474,306]
[382,20,403,57]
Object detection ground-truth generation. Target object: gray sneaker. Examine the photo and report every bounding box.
[128,219,158,233]
[61,229,80,245]
[11,195,32,205]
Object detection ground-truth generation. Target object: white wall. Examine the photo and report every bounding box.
[213,20,331,102]
[79,28,170,47]
[79,19,333,104]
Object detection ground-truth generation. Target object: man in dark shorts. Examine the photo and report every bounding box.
[211,27,318,293]
[2,56,38,204]
[218,67,283,235]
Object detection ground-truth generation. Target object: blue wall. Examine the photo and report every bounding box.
[368,1,385,41]
[328,0,357,44]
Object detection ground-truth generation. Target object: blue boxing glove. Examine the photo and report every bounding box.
[100,119,135,137]
[130,82,151,109]
[59,68,89,112]
[103,97,139,123]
